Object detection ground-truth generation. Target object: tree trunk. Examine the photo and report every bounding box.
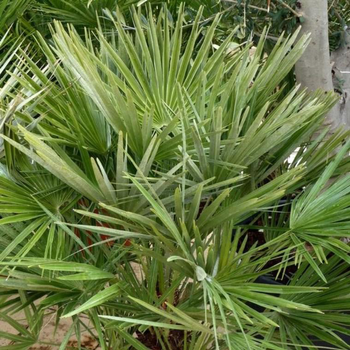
[295,0,349,129]
[331,31,350,128]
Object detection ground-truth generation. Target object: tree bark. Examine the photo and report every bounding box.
[295,0,349,129]
[331,31,350,128]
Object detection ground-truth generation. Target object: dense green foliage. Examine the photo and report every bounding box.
[1,1,349,47]
[0,1,350,350]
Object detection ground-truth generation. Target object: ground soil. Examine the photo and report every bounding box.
[0,314,100,349]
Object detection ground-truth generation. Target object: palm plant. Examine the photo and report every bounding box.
[0,4,350,349]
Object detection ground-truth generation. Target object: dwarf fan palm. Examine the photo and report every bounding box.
[0,5,349,350]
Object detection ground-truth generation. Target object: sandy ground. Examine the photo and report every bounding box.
[0,264,144,348]
[0,313,100,349]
